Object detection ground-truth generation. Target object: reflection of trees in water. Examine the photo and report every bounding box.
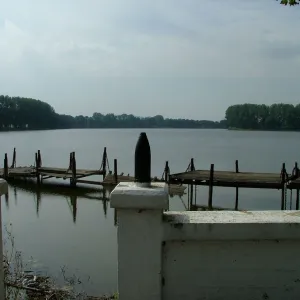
[7,182,110,224]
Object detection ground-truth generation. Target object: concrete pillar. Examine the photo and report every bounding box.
[110,181,169,300]
[0,179,8,300]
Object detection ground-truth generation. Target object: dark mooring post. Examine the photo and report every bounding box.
[69,152,73,170]
[114,159,118,184]
[35,153,41,184]
[11,148,16,168]
[135,132,151,185]
[190,158,195,171]
[102,147,107,180]
[4,153,8,180]
[281,163,286,210]
[235,160,239,210]
[295,162,300,210]
[164,161,169,182]
[208,164,214,210]
[37,150,42,168]
[190,182,194,210]
[71,152,77,187]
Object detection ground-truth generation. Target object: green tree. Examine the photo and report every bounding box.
[278,0,299,5]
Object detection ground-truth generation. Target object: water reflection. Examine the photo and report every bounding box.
[7,181,110,224]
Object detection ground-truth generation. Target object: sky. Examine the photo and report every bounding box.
[0,0,300,120]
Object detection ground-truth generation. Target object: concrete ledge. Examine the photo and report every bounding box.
[163,211,300,241]
[110,182,169,209]
[164,211,300,223]
[0,179,8,196]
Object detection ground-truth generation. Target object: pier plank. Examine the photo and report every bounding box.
[169,170,285,189]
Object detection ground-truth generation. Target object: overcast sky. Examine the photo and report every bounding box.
[0,0,299,120]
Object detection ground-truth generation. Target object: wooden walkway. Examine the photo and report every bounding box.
[169,170,285,189]
[168,158,300,211]
[0,149,186,197]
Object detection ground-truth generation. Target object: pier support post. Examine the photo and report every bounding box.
[102,147,107,180]
[114,159,118,184]
[110,132,169,300]
[190,158,195,171]
[164,161,170,183]
[71,152,77,187]
[35,153,41,185]
[208,164,214,210]
[281,163,286,210]
[4,154,8,180]
[294,162,300,210]
[11,148,16,169]
[37,150,42,168]
[0,179,9,300]
[235,160,239,210]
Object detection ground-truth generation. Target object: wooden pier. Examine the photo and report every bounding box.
[0,149,186,196]
[0,148,107,187]
[3,147,300,210]
[169,159,300,211]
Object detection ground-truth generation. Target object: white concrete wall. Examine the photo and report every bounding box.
[162,211,300,300]
[111,182,300,300]
[0,179,8,300]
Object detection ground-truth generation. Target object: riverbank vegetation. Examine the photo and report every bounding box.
[2,95,300,132]
[0,96,225,130]
[225,104,300,131]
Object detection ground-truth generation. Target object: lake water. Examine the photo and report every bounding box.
[1,128,300,296]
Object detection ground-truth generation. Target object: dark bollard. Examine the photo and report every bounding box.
[135,132,151,185]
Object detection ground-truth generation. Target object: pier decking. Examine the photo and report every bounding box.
[2,146,300,210]
[169,170,284,189]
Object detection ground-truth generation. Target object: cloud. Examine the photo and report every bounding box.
[0,0,300,120]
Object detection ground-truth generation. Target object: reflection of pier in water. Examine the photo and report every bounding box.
[8,181,110,224]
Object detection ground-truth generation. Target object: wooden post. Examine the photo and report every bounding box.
[296,162,299,210]
[4,154,8,180]
[208,164,214,210]
[71,152,77,187]
[190,183,194,209]
[190,158,195,171]
[102,147,107,180]
[164,161,169,182]
[281,163,286,210]
[114,159,118,184]
[69,152,73,170]
[235,160,239,211]
[38,150,42,168]
[35,153,40,184]
[11,148,16,168]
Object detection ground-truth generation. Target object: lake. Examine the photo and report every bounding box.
[1,128,300,296]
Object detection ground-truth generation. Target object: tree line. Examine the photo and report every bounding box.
[0,96,225,130]
[3,96,300,131]
[225,103,300,130]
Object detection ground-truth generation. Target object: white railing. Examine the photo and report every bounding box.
[111,181,300,300]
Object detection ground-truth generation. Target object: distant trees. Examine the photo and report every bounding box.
[0,95,57,130]
[225,103,300,130]
[0,96,225,131]
[277,0,299,5]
